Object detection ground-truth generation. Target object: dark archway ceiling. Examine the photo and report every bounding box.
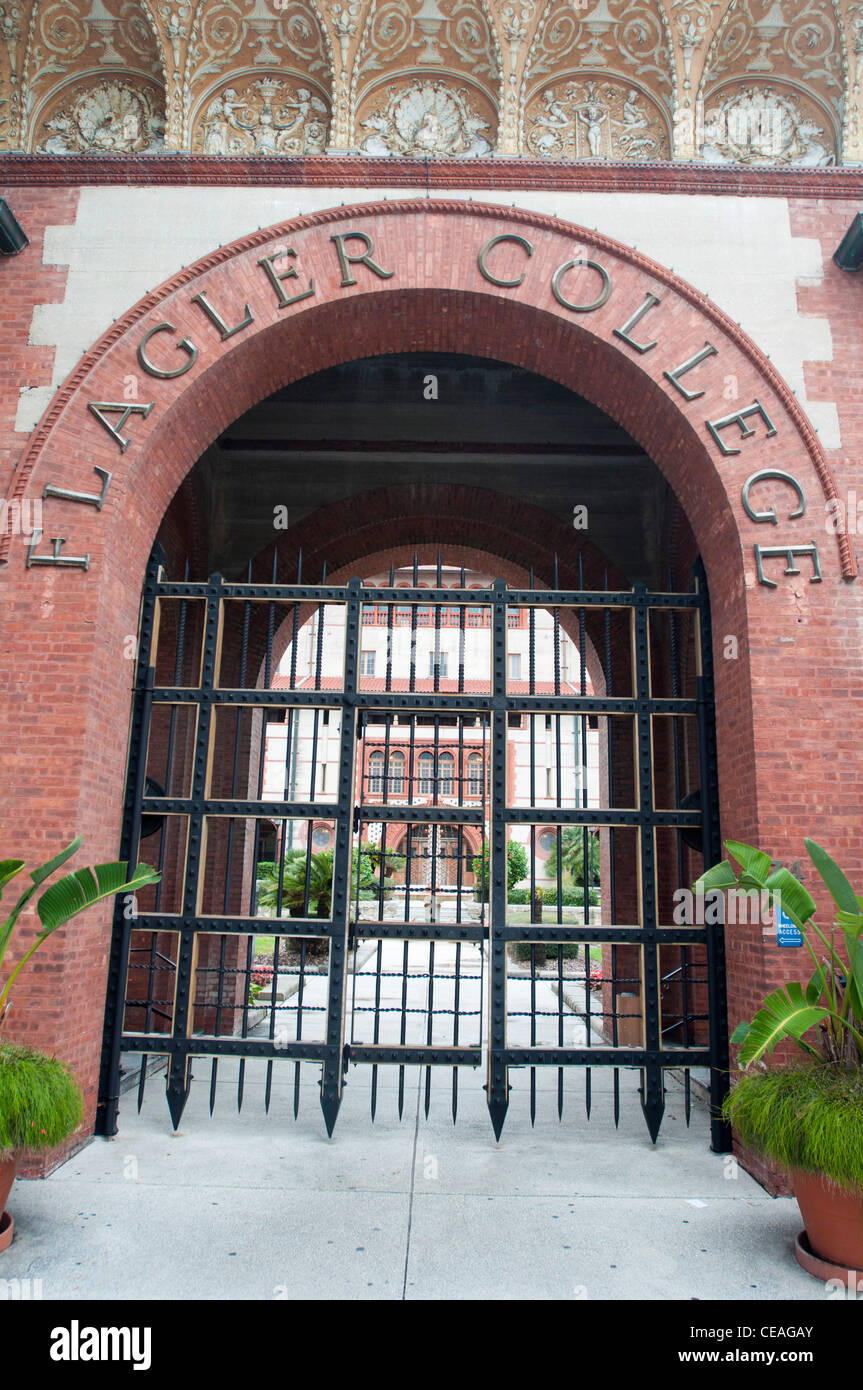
[179,351,690,585]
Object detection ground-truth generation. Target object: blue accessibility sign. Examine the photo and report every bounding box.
[776,904,804,947]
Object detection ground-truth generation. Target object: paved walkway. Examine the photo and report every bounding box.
[0,942,828,1301]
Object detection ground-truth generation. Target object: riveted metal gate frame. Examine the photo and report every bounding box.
[97,548,730,1149]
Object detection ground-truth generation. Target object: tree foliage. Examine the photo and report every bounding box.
[472,841,529,896]
[544,827,601,887]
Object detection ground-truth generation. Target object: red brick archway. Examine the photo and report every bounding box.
[0,199,855,1162]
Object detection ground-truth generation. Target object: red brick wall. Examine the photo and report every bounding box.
[0,189,78,500]
[0,194,859,1186]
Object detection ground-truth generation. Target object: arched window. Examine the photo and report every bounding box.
[438,752,454,796]
[388,751,405,796]
[467,753,483,797]
[368,751,384,795]
[418,751,434,795]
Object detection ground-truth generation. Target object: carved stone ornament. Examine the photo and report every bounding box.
[703,0,841,120]
[525,78,668,159]
[193,76,329,155]
[526,0,672,94]
[359,78,492,155]
[35,79,165,154]
[699,84,835,166]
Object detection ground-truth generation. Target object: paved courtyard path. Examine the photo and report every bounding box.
[1,941,828,1301]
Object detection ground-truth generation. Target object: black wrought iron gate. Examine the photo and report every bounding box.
[97,548,730,1150]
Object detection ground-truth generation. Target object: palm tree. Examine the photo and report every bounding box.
[544,827,600,888]
[257,850,334,917]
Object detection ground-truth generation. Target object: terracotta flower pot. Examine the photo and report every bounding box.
[0,1151,20,1253]
[793,1170,863,1277]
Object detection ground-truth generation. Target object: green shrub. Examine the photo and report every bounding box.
[472,842,529,899]
[510,942,579,963]
[0,1043,84,1154]
[507,887,599,907]
[722,1066,863,1193]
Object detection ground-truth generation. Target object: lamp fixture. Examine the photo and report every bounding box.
[0,200,29,256]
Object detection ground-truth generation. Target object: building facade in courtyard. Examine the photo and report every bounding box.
[1,1,863,1184]
[262,564,600,893]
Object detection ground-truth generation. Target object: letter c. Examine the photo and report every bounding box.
[477,234,533,287]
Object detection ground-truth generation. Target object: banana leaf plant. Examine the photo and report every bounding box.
[694,838,863,1068]
[0,836,160,1029]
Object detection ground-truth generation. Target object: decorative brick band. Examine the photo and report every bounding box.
[2,152,863,199]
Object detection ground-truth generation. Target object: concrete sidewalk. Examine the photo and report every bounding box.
[0,1058,827,1301]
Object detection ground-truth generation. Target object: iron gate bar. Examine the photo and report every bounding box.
[349,1047,482,1065]
[95,545,163,1137]
[603,573,621,1128]
[139,804,701,826]
[497,925,707,943]
[695,564,732,1152]
[320,576,361,1134]
[122,918,713,945]
[633,585,665,1142]
[487,580,510,1139]
[501,1049,712,1066]
[175,922,702,941]
[153,581,703,612]
[100,557,728,1146]
[120,1038,331,1058]
[666,586,690,1125]
[161,572,224,1128]
[148,690,698,715]
[504,809,699,826]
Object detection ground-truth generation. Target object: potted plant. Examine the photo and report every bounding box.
[695,837,863,1281]
[1,836,159,1251]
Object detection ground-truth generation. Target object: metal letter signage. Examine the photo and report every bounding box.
[87,401,154,453]
[754,543,822,588]
[190,290,254,341]
[330,231,395,288]
[257,248,317,309]
[551,258,612,313]
[18,218,845,593]
[663,343,719,402]
[742,470,806,526]
[27,465,113,569]
[477,234,533,288]
[26,531,90,571]
[43,466,112,511]
[137,322,199,380]
[613,293,662,354]
[706,401,778,457]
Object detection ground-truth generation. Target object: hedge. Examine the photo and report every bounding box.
[507,887,600,907]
